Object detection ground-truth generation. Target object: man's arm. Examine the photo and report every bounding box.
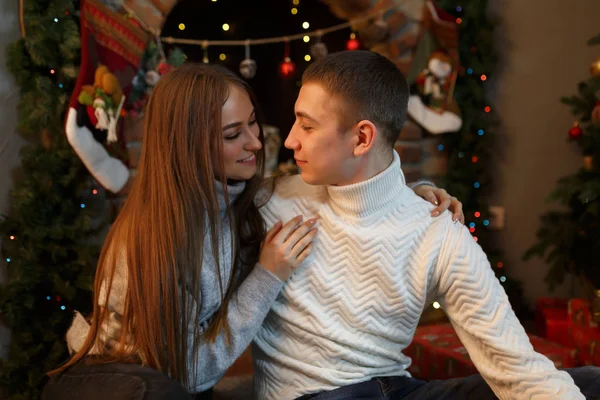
[435,222,583,400]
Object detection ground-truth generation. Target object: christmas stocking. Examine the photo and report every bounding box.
[406,1,462,135]
[65,0,151,193]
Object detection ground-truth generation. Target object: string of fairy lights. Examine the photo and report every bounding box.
[160,0,401,78]
[4,1,509,315]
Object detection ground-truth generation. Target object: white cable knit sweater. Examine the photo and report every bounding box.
[253,151,583,400]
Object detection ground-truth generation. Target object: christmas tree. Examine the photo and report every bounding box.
[433,0,528,316]
[0,0,103,398]
[523,34,600,295]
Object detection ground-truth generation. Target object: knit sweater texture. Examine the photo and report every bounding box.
[253,151,583,400]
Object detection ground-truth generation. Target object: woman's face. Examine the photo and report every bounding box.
[217,84,262,181]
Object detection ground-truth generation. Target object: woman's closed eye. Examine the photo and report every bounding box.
[225,132,241,141]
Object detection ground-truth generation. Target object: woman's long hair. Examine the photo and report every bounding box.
[50,63,267,389]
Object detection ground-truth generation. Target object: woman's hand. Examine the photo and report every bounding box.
[413,185,465,224]
[259,215,318,281]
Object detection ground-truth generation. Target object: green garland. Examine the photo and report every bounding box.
[436,0,527,315]
[0,1,101,398]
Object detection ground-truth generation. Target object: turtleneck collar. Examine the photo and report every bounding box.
[216,180,246,213]
[326,151,406,218]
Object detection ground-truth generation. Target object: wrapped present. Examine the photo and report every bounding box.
[569,299,600,366]
[527,335,579,369]
[404,324,477,380]
[535,297,571,347]
[405,323,579,380]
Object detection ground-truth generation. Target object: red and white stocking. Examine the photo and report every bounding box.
[65,0,151,193]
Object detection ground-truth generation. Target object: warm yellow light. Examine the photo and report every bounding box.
[433,301,441,309]
[304,54,311,62]
[178,23,185,31]
[291,7,298,14]
[350,32,356,40]
[302,21,309,29]
[222,23,230,31]
[303,35,310,43]
[219,53,226,61]
[293,0,299,4]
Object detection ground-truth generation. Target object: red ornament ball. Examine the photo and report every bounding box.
[279,57,296,78]
[346,38,360,51]
[568,124,583,140]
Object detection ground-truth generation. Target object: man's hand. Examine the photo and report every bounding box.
[413,185,465,224]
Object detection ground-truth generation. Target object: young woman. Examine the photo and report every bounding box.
[46,63,463,396]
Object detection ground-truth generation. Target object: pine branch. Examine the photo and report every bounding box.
[588,33,600,46]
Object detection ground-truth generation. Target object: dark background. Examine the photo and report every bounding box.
[162,0,353,163]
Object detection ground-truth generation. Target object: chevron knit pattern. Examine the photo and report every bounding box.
[253,152,583,400]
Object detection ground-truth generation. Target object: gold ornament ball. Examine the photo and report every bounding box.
[584,155,593,171]
[591,57,600,77]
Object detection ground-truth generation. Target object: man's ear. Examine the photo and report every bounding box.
[353,120,377,156]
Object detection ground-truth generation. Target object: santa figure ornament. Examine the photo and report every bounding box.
[417,51,453,109]
[406,1,462,135]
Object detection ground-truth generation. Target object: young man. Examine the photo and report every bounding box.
[253,51,600,399]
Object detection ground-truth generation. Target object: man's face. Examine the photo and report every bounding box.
[285,83,359,186]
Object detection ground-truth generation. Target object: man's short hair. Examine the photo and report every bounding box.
[302,50,410,148]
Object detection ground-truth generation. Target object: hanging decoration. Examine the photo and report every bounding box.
[279,41,296,78]
[406,1,462,135]
[64,0,151,194]
[591,57,600,77]
[592,101,600,123]
[160,4,404,73]
[202,41,209,64]
[568,121,583,140]
[310,32,328,61]
[129,39,186,118]
[584,155,593,171]
[240,40,257,79]
[346,32,360,51]
[77,65,126,144]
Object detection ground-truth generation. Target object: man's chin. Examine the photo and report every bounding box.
[300,170,325,186]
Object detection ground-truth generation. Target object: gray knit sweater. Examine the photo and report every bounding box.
[65,181,284,392]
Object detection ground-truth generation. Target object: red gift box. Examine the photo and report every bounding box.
[569,299,600,366]
[527,335,578,369]
[535,297,571,347]
[405,323,578,380]
[404,324,478,380]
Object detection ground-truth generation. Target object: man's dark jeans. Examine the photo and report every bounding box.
[298,366,600,400]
